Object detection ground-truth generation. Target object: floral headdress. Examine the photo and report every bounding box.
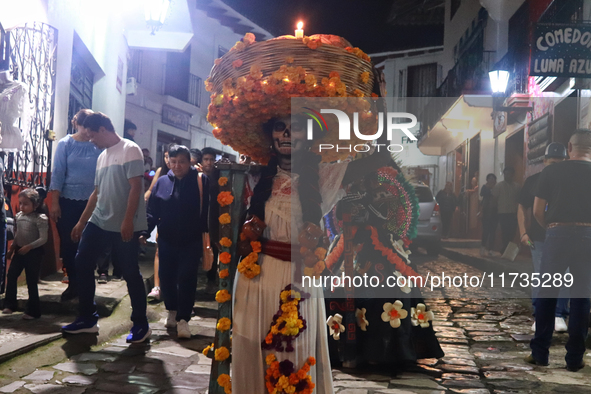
[206,33,379,164]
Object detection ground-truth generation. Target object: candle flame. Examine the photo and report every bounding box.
[297,21,303,29]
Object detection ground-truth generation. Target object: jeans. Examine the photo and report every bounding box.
[481,215,497,250]
[531,240,569,318]
[55,198,87,290]
[498,213,517,252]
[158,238,201,322]
[75,222,147,325]
[530,226,591,366]
[4,247,43,317]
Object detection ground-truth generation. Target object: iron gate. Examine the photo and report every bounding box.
[5,22,57,189]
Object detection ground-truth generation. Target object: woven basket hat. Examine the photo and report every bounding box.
[206,33,378,164]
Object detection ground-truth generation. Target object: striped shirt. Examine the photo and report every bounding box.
[14,212,48,249]
[89,138,147,232]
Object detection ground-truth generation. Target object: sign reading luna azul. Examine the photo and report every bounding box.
[531,23,591,77]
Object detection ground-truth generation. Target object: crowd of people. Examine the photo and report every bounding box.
[3,30,591,394]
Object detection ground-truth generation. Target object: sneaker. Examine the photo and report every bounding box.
[147,287,160,301]
[98,274,108,284]
[567,360,585,372]
[61,275,69,284]
[177,319,191,339]
[126,324,151,343]
[524,354,548,366]
[555,317,568,332]
[165,311,177,328]
[61,286,78,301]
[62,317,99,334]
[2,308,13,314]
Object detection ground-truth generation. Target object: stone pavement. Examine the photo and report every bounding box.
[2,255,591,393]
[0,245,156,363]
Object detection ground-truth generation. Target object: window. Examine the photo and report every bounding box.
[67,48,94,134]
[128,49,143,84]
[164,45,191,102]
[414,186,434,203]
[189,74,201,107]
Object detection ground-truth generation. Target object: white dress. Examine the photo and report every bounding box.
[233,163,348,394]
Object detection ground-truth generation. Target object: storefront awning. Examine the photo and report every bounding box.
[418,95,493,155]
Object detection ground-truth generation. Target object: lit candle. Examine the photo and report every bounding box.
[295,21,304,39]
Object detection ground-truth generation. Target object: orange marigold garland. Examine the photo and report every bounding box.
[219,213,231,225]
[219,269,230,279]
[220,237,232,248]
[215,346,230,361]
[265,354,316,394]
[368,226,421,278]
[262,285,308,352]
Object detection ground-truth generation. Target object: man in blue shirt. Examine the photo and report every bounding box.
[61,112,150,343]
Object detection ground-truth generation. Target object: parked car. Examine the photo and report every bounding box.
[412,183,442,255]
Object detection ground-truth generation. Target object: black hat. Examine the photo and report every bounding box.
[545,142,567,159]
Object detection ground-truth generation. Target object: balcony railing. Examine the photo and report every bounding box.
[188,74,202,107]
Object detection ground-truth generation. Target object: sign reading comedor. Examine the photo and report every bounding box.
[531,23,591,77]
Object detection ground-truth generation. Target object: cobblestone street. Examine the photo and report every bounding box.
[2,254,591,394]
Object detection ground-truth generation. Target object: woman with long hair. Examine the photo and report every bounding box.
[144,144,172,301]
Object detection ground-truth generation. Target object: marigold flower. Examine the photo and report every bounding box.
[306,40,319,50]
[218,191,234,207]
[286,56,294,63]
[216,290,232,303]
[219,213,231,225]
[233,41,246,52]
[202,343,214,356]
[243,32,256,45]
[218,374,231,387]
[360,71,370,83]
[329,71,340,79]
[314,247,327,260]
[217,317,232,332]
[266,354,276,365]
[232,59,243,68]
[218,177,228,186]
[219,269,230,279]
[307,357,316,366]
[220,252,231,264]
[214,346,230,361]
[251,241,262,253]
[220,237,232,248]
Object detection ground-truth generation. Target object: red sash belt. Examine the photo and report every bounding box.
[261,239,301,262]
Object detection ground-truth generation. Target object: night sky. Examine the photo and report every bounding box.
[221,0,444,54]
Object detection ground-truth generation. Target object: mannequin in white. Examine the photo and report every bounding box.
[0,70,26,151]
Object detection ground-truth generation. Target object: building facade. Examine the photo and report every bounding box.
[125,0,273,166]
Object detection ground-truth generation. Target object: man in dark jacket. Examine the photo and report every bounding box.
[142,145,210,339]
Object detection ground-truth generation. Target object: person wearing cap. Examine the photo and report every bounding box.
[518,142,568,333]
[492,167,521,253]
[527,129,591,371]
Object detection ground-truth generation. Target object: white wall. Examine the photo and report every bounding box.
[124,2,266,158]
[1,0,131,140]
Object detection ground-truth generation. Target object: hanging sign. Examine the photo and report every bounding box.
[531,23,591,77]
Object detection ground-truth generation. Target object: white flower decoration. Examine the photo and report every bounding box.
[390,235,411,261]
[326,313,345,340]
[393,271,412,294]
[411,303,434,328]
[381,301,408,328]
[355,308,369,331]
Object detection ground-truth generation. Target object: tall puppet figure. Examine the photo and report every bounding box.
[324,163,444,370]
[206,33,391,394]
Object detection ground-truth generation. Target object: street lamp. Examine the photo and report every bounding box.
[488,70,510,94]
[145,0,171,35]
[488,69,532,113]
